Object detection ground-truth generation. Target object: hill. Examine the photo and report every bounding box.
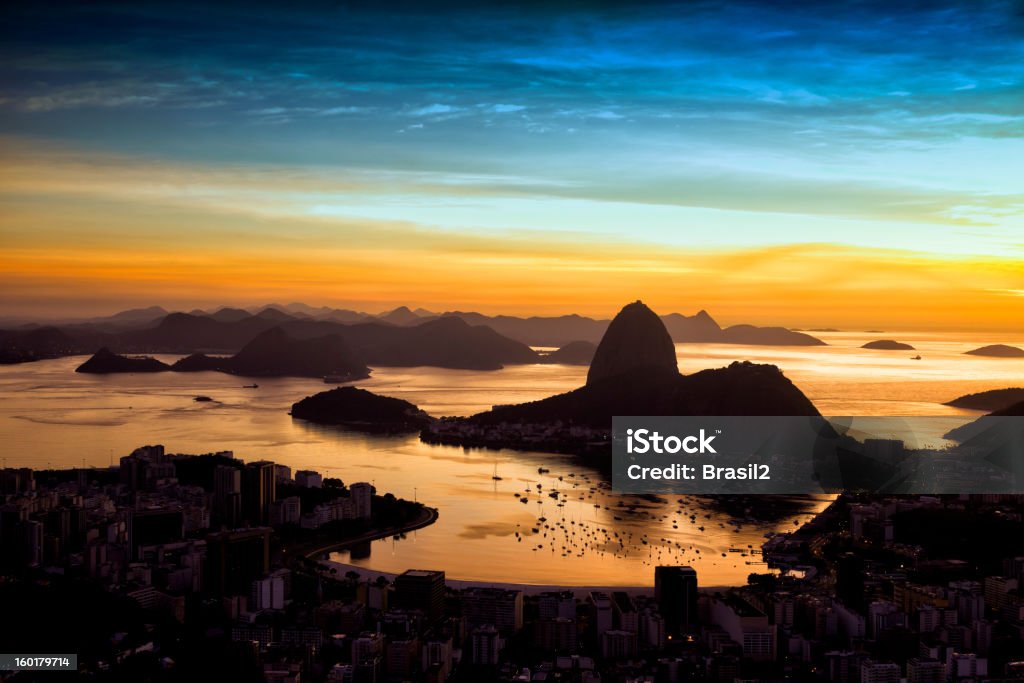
[291,387,433,433]
[540,341,597,365]
[944,400,1024,444]
[965,344,1024,358]
[862,340,915,350]
[944,388,1024,411]
[171,327,370,379]
[423,301,819,457]
[76,348,171,374]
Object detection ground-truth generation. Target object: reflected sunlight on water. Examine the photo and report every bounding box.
[1,329,1021,585]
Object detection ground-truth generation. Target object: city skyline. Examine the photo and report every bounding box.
[2,1,1023,329]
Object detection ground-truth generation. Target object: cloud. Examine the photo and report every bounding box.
[484,104,526,113]
[407,103,461,117]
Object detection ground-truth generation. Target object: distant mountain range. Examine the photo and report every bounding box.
[0,302,825,367]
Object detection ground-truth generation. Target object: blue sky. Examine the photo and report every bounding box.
[1,1,1022,320]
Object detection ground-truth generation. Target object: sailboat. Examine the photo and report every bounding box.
[492,463,502,481]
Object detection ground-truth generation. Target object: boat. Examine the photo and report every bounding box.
[193,395,213,402]
[242,383,258,388]
[911,355,922,360]
[538,467,550,474]
[492,463,502,481]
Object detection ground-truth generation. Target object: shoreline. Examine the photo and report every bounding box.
[317,558,738,597]
[300,504,440,561]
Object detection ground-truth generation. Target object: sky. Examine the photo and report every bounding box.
[1,0,1023,329]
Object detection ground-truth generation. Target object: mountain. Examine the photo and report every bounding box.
[377,306,422,326]
[945,388,1024,411]
[943,400,1024,443]
[209,307,253,323]
[106,306,169,324]
[355,317,538,369]
[439,309,823,347]
[467,361,818,429]
[0,327,81,363]
[424,301,819,457]
[121,312,280,351]
[254,307,295,322]
[171,327,370,379]
[660,310,721,342]
[0,302,825,366]
[862,340,916,350]
[291,386,433,433]
[442,311,608,346]
[587,301,677,385]
[720,325,826,346]
[965,344,1024,358]
[540,341,597,365]
[76,348,171,374]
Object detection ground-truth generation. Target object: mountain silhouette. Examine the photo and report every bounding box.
[377,306,422,326]
[424,301,820,455]
[862,340,915,350]
[945,388,1024,411]
[587,301,677,385]
[965,344,1024,358]
[291,386,433,433]
[541,340,597,365]
[76,348,171,374]
[171,327,370,379]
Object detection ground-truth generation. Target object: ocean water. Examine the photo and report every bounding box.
[1,329,1021,586]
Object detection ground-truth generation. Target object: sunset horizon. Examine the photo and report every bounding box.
[3,2,1024,680]
[3,1,1023,331]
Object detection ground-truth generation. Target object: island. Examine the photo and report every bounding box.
[290,386,434,433]
[861,339,915,350]
[965,344,1024,358]
[76,347,171,373]
[944,387,1024,411]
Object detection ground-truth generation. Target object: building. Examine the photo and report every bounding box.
[471,624,502,666]
[351,632,384,665]
[709,594,775,661]
[422,635,452,679]
[601,629,637,659]
[539,591,576,620]
[385,638,420,679]
[251,575,286,611]
[906,658,945,683]
[206,527,271,595]
[461,587,523,635]
[655,566,698,634]
[270,496,301,527]
[349,482,373,519]
[242,461,276,526]
[213,465,242,527]
[948,653,987,680]
[393,569,445,622]
[128,508,184,560]
[535,617,577,652]
[295,470,323,488]
[588,592,614,637]
[859,660,899,683]
[612,591,638,633]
